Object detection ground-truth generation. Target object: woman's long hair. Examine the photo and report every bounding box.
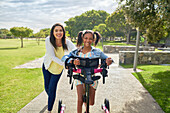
[76,30,101,47]
[50,23,68,50]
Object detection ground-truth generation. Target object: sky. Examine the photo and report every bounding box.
[0,0,119,33]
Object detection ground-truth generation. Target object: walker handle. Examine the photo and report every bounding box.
[73,68,102,74]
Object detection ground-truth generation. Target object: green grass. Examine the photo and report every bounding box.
[96,41,134,50]
[120,64,170,113]
[0,39,45,113]
[73,40,134,50]
[155,48,163,51]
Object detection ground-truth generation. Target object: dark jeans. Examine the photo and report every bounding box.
[42,64,62,111]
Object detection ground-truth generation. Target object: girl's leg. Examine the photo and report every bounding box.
[76,84,84,113]
[89,86,96,105]
[42,64,51,95]
[47,73,62,111]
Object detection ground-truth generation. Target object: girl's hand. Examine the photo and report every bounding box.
[106,57,113,66]
[73,58,80,65]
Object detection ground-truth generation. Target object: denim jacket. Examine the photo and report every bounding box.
[61,46,110,63]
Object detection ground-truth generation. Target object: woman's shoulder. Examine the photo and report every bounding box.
[66,38,76,50]
[66,38,72,43]
[45,36,50,42]
[66,38,75,46]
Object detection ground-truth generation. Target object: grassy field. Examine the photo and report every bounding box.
[73,40,135,50]
[0,39,45,113]
[97,41,134,50]
[120,64,170,113]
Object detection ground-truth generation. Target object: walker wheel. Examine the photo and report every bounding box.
[58,99,62,113]
[104,98,110,111]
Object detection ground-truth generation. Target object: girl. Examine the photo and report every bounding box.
[42,23,76,113]
[62,30,113,113]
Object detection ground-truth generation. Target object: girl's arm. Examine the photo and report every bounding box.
[61,52,73,63]
[99,49,114,66]
[45,37,64,65]
[106,57,113,66]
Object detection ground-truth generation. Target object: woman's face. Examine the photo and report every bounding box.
[83,33,94,47]
[53,26,64,40]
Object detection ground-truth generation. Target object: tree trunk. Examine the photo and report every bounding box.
[21,37,23,48]
[144,37,148,46]
[126,29,131,44]
[36,37,40,45]
[133,28,140,71]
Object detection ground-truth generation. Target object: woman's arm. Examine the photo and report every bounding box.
[45,37,64,65]
[62,39,77,64]
[66,39,76,52]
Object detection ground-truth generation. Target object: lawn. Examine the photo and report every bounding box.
[97,41,134,50]
[120,64,170,113]
[73,40,134,50]
[0,39,45,113]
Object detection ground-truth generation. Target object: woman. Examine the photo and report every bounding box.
[42,23,76,113]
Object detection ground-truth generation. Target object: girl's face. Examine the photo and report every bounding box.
[53,26,64,40]
[83,33,94,47]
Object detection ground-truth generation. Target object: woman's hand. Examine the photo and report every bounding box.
[106,57,113,66]
[73,58,80,65]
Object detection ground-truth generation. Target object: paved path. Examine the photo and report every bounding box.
[13,57,44,69]
[17,54,164,113]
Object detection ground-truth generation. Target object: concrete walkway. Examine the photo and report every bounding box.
[17,54,164,113]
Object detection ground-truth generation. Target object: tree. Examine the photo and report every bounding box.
[118,0,169,71]
[65,10,109,38]
[34,30,45,45]
[93,24,111,41]
[10,27,33,48]
[106,9,133,44]
[65,17,77,40]
[0,28,13,39]
[40,28,50,38]
[65,25,74,41]
[118,0,169,43]
[65,30,70,37]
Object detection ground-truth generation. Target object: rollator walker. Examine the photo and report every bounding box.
[58,57,111,113]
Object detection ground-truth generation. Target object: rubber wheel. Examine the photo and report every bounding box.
[104,98,110,111]
[58,99,62,113]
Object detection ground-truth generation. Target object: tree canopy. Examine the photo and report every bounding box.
[0,28,12,38]
[106,9,133,43]
[10,27,33,48]
[64,10,109,38]
[118,0,169,42]
[10,27,33,38]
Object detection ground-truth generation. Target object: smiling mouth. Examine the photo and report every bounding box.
[56,35,62,37]
[85,43,90,45]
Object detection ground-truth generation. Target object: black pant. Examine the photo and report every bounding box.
[42,64,62,111]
